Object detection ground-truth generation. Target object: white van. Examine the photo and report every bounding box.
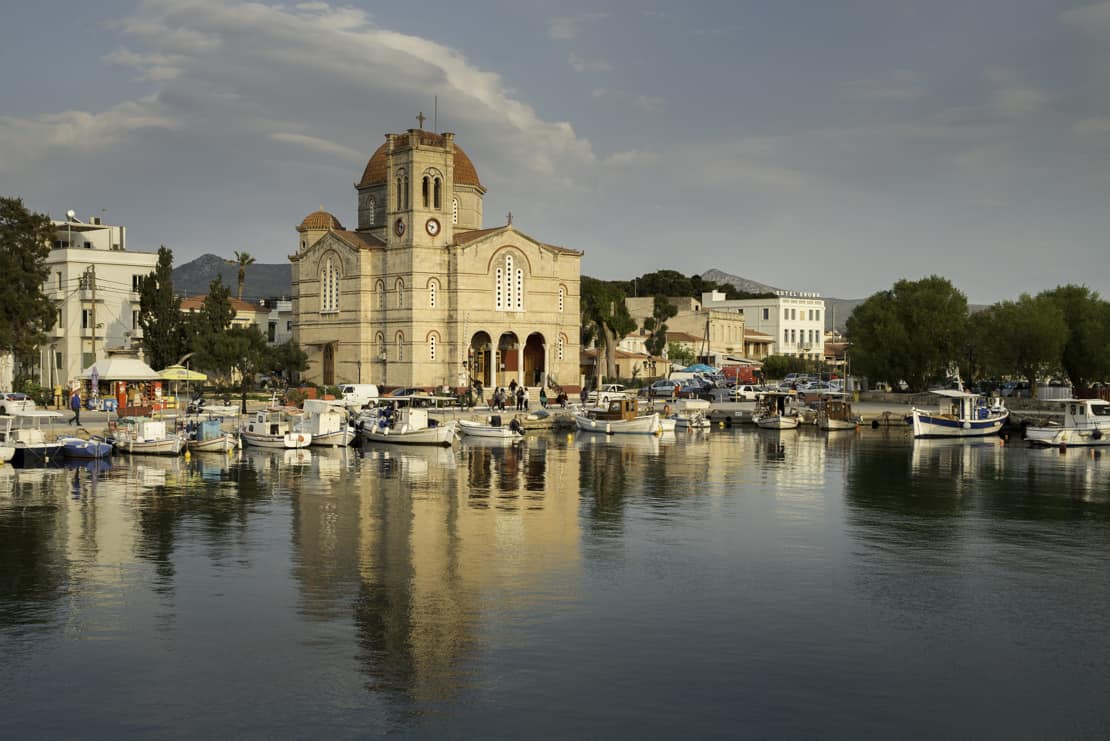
[339,383,379,408]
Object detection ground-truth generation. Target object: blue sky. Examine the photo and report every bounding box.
[2,0,1108,303]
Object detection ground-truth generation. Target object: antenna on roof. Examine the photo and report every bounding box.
[434,95,438,132]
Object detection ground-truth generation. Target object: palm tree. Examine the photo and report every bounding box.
[228,251,255,300]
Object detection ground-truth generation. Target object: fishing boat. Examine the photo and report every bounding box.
[0,415,15,463]
[59,435,114,459]
[1024,398,1110,447]
[575,398,660,435]
[909,390,1008,439]
[9,411,65,465]
[240,408,312,449]
[301,399,355,447]
[457,414,524,440]
[186,417,239,453]
[669,399,712,430]
[751,391,801,430]
[362,406,456,446]
[816,393,861,431]
[113,417,185,455]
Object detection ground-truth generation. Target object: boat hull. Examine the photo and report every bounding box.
[114,438,184,456]
[240,430,312,449]
[457,420,522,440]
[308,428,355,447]
[363,424,455,446]
[575,412,660,435]
[755,415,800,430]
[61,438,113,459]
[818,416,858,431]
[188,434,239,453]
[911,410,1008,438]
[12,444,65,466]
[0,445,14,463]
[1025,424,1110,447]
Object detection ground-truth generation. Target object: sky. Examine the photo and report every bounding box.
[2,0,1108,304]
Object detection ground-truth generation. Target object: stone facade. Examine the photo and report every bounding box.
[291,129,582,391]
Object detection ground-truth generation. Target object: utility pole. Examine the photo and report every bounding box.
[88,265,97,363]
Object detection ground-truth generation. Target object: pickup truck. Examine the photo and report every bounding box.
[587,384,630,404]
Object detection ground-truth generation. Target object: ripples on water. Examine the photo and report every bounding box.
[1,429,1109,739]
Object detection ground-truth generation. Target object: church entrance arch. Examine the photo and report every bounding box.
[523,333,546,387]
[323,343,335,386]
[497,332,520,388]
[468,332,493,388]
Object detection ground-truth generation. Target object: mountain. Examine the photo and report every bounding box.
[172,253,293,300]
[699,268,861,333]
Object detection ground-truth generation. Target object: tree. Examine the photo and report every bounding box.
[975,295,1066,398]
[209,325,270,413]
[666,342,695,367]
[189,276,236,379]
[138,246,190,370]
[1040,285,1110,389]
[266,340,308,384]
[643,296,678,357]
[0,197,56,361]
[580,276,636,383]
[761,354,812,380]
[846,276,967,392]
[229,251,255,300]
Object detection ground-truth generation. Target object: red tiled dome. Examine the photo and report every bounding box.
[358,138,482,189]
[298,210,343,231]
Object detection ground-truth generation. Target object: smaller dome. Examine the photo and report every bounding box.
[298,210,344,231]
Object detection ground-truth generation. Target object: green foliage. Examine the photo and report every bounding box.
[846,275,967,392]
[666,342,695,366]
[644,296,678,356]
[266,340,308,382]
[0,197,56,357]
[189,276,238,379]
[974,295,1066,397]
[581,276,636,381]
[139,246,190,369]
[1040,285,1110,388]
[622,270,775,300]
[760,354,813,379]
[231,250,256,300]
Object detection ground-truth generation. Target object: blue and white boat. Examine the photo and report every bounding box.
[59,436,113,459]
[910,390,1008,438]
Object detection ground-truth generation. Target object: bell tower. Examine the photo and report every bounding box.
[383,123,458,250]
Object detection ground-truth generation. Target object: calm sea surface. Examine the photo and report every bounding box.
[2,428,1109,739]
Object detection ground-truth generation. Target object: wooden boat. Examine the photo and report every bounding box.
[113,417,185,456]
[910,390,1008,438]
[363,406,455,446]
[301,399,355,447]
[240,408,312,449]
[458,414,523,440]
[752,391,801,430]
[0,415,15,463]
[186,417,239,453]
[669,399,711,430]
[1025,398,1110,447]
[816,394,861,431]
[575,398,660,435]
[9,411,65,465]
[59,435,114,459]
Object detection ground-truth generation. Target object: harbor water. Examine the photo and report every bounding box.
[2,428,1109,739]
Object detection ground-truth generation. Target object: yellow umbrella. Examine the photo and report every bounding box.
[159,365,208,411]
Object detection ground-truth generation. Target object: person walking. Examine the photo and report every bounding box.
[69,387,82,426]
[539,388,547,409]
[516,386,525,411]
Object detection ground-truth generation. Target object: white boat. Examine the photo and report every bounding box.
[1025,398,1110,447]
[668,399,711,430]
[240,408,312,449]
[910,390,1009,438]
[302,399,356,447]
[0,415,15,463]
[816,394,861,431]
[9,411,66,465]
[363,406,456,446]
[458,414,523,440]
[656,416,677,433]
[186,417,239,453]
[575,398,660,435]
[113,417,185,456]
[752,391,801,430]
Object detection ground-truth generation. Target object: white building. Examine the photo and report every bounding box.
[39,213,158,389]
[257,298,294,346]
[701,290,826,359]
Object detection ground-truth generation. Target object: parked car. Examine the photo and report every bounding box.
[588,384,630,404]
[729,384,762,401]
[0,392,36,415]
[796,381,833,401]
[644,379,681,399]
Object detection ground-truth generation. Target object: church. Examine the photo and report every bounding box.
[290,122,582,393]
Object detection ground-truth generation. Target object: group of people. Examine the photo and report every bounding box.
[470,377,572,411]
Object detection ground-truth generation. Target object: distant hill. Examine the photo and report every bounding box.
[173,253,292,300]
[700,268,861,333]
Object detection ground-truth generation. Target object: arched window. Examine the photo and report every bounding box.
[395,171,403,210]
[367,197,375,225]
[558,286,565,313]
[395,278,404,308]
[452,198,458,224]
[319,254,340,313]
[422,176,429,208]
[558,334,566,361]
[396,332,404,362]
[376,280,385,311]
[434,177,441,209]
[494,252,524,312]
[428,279,438,309]
[428,333,438,361]
[377,333,386,360]
[403,175,409,209]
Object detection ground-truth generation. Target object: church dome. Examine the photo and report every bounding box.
[358,137,482,189]
[298,210,344,231]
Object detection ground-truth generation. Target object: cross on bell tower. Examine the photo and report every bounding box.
[416,111,426,129]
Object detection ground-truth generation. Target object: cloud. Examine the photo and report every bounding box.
[268,132,362,160]
[1061,1,1110,36]
[546,13,607,41]
[569,53,611,73]
[103,48,186,80]
[592,88,667,113]
[842,71,925,102]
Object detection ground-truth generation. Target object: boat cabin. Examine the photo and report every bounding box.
[1061,398,1110,427]
[248,409,299,436]
[589,398,641,422]
[755,391,796,416]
